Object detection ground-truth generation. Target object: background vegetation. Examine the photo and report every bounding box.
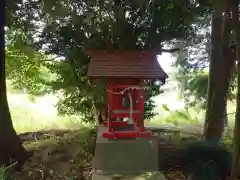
[2,0,240,179]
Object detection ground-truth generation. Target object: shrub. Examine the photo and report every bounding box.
[178,140,231,180]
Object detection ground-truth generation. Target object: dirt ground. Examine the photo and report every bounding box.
[15,127,96,180]
[13,127,201,180]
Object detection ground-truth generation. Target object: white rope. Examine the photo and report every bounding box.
[106,86,150,95]
[128,92,133,124]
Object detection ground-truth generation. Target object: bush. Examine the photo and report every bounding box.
[178,140,231,180]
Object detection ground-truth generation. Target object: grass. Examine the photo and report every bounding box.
[7,82,237,134]
[147,108,204,128]
[147,100,237,131]
[8,93,88,134]
[0,167,10,180]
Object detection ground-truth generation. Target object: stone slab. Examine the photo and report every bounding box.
[91,171,167,180]
[92,126,159,173]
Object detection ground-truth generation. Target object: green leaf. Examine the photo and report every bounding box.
[162,104,170,111]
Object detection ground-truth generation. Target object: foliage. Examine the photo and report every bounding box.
[5,0,211,122]
[179,71,209,109]
[164,110,200,126]
[179,140,231,180]
[36,0,210,121]
[173,20,211,108]
[156,103,201,126]
[5,28,54,98]
[173,19,236,109]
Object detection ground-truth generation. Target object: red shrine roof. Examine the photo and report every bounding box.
[85,49,168,79]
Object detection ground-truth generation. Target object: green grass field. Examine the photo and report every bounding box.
[8,90,237,134]
[8,93,88,134]
[6,76,237,134]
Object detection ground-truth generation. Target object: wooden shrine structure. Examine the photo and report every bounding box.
[86,49,168,139]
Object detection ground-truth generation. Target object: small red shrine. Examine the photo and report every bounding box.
[85,49,168,139]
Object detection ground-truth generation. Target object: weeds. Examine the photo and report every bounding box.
[0,167,10,180]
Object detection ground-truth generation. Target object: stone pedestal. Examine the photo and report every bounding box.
[91,126,166,180]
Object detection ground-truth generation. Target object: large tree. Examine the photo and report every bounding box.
[4,0,211,125]
[0,0,32,169]
[174,1,236,141]
[33,0,210,123]
[204,1,236,142]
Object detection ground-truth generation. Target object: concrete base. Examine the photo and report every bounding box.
[92,126,159,173]
[91,170,166,180]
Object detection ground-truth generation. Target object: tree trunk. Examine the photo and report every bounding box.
[231,0,240,179]
[204,9,225,142]
[204,2,235,142]
[0,1,32,170]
